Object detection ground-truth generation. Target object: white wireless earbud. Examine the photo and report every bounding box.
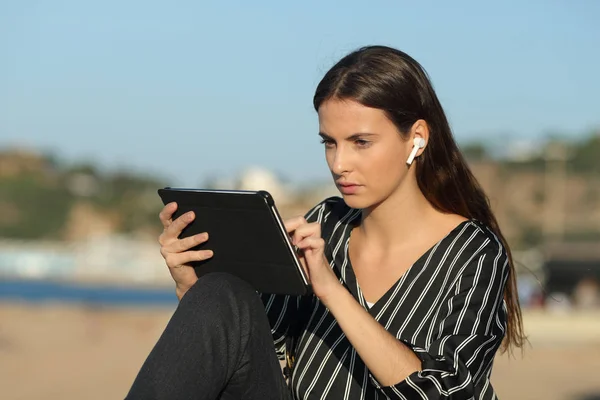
[406,138,426,165]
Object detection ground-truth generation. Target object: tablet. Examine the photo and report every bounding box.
[157,187,311,296]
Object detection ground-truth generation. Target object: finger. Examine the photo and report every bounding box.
[159,202,178,229]
[294,222,321,237]
[295,236,325,253]
[164,211,195,240]
[284,216,307,234]
[291,222,321,244]
[164,250,214,268]
[169,232,209,253]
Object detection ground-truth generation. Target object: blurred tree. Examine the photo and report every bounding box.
[0,150,167,239]
[65,162,101,178]
[94,170,167,234]
[0,173,75,239]
[460,142,489,161]
[569,131,600,174]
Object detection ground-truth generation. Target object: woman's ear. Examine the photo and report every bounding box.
[406,120,429,165]
[412,119,429,150]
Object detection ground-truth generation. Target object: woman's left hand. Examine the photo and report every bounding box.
[284,217,341,300]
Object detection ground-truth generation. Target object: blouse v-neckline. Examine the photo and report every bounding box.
[336,211,473,314]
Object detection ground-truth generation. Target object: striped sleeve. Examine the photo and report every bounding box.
[259,197,338,360]
[260,291,298,360]
[370,242,509,399]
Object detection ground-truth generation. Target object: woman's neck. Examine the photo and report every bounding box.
[357,178,439,250]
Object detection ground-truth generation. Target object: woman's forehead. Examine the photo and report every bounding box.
[318,99,394,137]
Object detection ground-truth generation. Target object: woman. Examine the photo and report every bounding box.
[127,45,525,399]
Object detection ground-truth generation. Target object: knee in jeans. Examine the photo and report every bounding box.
[186,272,259,306]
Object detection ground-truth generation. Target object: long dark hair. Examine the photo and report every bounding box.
[313,45,525,353]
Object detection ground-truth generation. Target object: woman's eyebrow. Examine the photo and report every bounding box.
[318,132,377,140]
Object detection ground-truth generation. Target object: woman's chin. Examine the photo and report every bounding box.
[339,193,371,210]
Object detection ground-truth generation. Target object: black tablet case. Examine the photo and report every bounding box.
[158,188,310,296]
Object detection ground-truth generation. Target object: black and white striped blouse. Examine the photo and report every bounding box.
[262,197,508,399]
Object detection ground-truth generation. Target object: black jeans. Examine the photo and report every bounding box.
[126,273,292,400]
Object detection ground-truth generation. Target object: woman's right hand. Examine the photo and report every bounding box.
[158,202,214,300]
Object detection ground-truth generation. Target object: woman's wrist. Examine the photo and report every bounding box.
[175,279,198,301]
[317,280,348,309]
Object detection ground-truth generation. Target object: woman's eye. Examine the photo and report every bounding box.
[320,139,335,147]
[355,139,370,147]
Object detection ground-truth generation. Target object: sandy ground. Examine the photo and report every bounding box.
[0,303,599,400]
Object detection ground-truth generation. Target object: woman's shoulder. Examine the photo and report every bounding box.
[454,219,510,275]
[467,220,507,255]
[421,220,510,298]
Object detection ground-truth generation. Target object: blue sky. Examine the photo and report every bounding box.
[1,1,598,185]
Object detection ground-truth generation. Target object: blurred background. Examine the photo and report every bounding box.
[1,1,599,399]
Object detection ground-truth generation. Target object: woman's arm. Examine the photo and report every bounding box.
[321,284,422,385]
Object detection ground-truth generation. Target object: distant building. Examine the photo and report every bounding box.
[542,242,600,309]
[238,166,291,205]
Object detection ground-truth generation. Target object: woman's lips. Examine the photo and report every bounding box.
[337,183,361,195]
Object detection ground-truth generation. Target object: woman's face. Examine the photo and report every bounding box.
[317,99,417,210]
